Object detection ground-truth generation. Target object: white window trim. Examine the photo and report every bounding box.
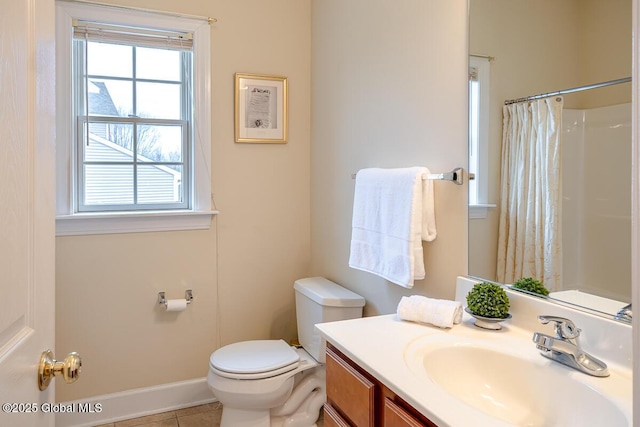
[469,56,495,220]
[55,1,216,236]
[469,203,496,219]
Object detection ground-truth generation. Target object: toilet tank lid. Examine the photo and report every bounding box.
[294,277,365,308]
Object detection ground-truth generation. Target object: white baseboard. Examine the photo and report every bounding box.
[55,377,216,427]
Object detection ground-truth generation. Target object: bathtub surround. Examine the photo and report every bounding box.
[562,103,632,303]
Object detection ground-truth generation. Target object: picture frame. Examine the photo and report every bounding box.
[235,73,288,143]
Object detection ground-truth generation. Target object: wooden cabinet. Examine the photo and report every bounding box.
[324,343,437,427]
[326,345,376,426]
[383,397,426,427]
[323,402,351,427]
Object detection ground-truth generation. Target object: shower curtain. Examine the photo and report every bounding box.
[496,97,563,290]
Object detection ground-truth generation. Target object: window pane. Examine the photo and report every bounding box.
[85,122,134,161]
[88,78,133,117]
[136,82,181,119]
[136,47,181,81]
[71,17,197,213]
[137,165,183,204]
[87,42,132,78]
[137,125,183,162]
[468,81,479,205]
[84,164,133,205]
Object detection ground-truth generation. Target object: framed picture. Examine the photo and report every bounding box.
[235,73,288,143]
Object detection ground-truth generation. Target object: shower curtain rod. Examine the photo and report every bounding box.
[504,77,632,105]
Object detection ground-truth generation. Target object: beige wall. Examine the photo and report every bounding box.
[57,0,471,402]
[468,0,631,283]
[309,0,469,315]
[56,0,311,401]
[578,0,632,108]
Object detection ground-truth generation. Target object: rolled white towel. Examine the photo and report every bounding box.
[397,295,462,329]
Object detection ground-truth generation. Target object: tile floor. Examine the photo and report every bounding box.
[95,403,222,427]
[94,402,324,427]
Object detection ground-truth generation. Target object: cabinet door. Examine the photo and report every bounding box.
[326,347,375,426]
[323,403,351,427]
[384,397,429,427]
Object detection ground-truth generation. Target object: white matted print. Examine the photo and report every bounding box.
[235,73,288,143]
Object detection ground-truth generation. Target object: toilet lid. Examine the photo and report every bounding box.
[209,339,300,379]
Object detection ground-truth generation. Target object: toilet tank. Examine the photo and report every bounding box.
[294,277,365,363]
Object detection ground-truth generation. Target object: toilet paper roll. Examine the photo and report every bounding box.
[165,299,188,312]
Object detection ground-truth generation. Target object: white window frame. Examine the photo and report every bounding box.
[55,1,216,235]
[469,56,495,219]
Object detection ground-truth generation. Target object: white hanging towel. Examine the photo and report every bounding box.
[348,167,436,288]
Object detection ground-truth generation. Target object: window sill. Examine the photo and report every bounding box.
[55,210,219,236]
[469,204,496,220]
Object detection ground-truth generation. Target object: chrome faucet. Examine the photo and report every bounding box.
[532,315,609,377]
[614,304,632,323]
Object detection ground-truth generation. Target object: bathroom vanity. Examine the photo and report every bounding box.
[324,343,435,426]
[316,277,632,427]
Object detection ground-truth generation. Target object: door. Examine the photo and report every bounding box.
[0,0,57,426]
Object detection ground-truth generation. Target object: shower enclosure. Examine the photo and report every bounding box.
[559,102,631,307]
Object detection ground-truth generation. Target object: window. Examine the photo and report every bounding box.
[56,2,214,235]
[468,56,494,219]
[75,26,191,211]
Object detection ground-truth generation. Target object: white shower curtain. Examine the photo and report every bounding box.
[496,96,563,291]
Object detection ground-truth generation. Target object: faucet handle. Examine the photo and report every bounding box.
[537,315,581,339]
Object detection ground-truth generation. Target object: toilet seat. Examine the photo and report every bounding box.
[210,339,300,380]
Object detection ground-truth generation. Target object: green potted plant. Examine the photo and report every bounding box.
[511,277,549,297]
[465,282,511,330]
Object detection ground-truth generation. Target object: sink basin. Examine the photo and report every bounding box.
[404,335,630,426]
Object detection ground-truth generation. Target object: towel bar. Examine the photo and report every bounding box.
[351,167,464,185]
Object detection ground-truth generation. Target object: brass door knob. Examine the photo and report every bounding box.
[38,350,82,391]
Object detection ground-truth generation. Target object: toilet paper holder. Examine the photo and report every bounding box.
[158,290,193,308]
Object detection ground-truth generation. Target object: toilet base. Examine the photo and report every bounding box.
[271,367,325,427]
[217,365,326,427]
[221,407,271,427]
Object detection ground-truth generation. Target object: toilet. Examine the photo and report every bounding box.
[207,277,365,427]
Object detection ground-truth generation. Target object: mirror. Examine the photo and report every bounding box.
[468,0,632,321]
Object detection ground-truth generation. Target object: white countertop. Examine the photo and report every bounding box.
[315,312,632,427]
